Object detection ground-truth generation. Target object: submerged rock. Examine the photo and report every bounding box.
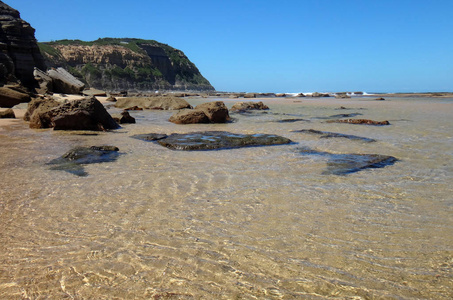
[277,118,309,123]
[328,113,363,118]
[298,147,397,175]
[47,145,120,176]
[327,119,390,125]
[131,133,168,141]
[293,129,376,142]
[157,131,292,150]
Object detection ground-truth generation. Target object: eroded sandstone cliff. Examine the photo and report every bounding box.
[0,1,46,88]
[39,38,214,92]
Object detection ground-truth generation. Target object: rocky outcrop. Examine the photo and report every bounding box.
[230,101,269,112]
[156,131,293,151]
[0,85,30,107]
[0,1,46,88]
[39,38,215,92]
[327,119,390,125]
[115,96,192,110]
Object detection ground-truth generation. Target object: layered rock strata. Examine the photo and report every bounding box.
[0,1,46,87]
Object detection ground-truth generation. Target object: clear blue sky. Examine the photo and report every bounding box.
[8,0,453,93]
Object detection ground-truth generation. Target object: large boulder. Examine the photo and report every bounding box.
[0,86,30,107]
[115,96,192,110]
[25,97,60,128]
[47,67,85,94]
[28,96,120,130]
[194,101,230,123]
[169,109,210,124]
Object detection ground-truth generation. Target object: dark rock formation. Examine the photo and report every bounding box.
[327,119,390,125]
[0,85,30,107]
[375,97,385,100]
[157,131,292,151]
[115,96,192,110]
[39,38,214,91]
[47,145,120,176]
[292,129,376,142]
[230,101,269,113]
[298,147,397,175]
[112,110,135,124]
[0,108,14,118]
[0,1,46,88]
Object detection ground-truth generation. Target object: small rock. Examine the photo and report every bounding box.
[112,110,136,124]
[0,108,15,118]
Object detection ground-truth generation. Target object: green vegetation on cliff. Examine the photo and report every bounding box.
[38,38,214,91]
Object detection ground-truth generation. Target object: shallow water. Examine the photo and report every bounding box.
[0,97,452,299]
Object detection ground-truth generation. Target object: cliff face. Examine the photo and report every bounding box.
[39,38,214,92]
[0,1,46,88]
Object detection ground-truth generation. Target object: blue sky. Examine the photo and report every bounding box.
[9,0,453,93]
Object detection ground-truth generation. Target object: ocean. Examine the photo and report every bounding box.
[0,96,452,299]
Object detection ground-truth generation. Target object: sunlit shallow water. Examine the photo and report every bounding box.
[0,97,452,299]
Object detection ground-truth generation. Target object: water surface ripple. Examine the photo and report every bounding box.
[0,97,452,299]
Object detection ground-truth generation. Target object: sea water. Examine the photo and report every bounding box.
[0,97,452,299]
